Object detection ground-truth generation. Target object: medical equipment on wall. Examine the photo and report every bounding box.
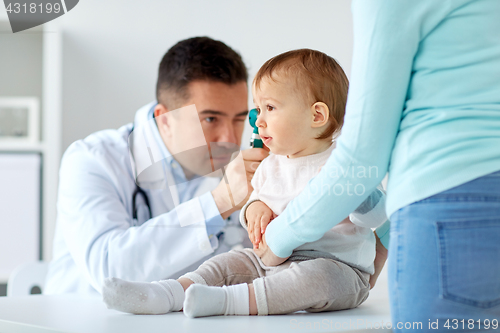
[0,97,39,143]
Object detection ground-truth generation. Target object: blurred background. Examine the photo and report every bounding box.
[0,0,354,296]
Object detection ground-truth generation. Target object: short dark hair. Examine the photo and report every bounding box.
[156,37,248,109]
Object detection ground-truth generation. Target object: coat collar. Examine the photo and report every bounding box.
[129,101,176,187]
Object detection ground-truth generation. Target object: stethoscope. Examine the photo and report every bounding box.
[130,159,228,242]
[132,185,151,221]
[129,121,153,221]
[128,114,182,222]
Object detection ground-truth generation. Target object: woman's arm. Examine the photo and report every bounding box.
[264,0,446,258]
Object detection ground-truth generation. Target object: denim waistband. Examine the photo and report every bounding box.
[486,169,500,177]
[415,169,500,204]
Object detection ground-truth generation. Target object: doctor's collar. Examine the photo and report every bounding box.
[147,103,189,182]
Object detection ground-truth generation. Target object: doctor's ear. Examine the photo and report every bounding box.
[154,104,173,134]
[310,102,330,128]
[154,103,170,118]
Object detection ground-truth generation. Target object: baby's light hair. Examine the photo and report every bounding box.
[253,49,349,140]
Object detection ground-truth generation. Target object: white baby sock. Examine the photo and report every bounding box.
[102,277,184,315]
[183,283,249,318]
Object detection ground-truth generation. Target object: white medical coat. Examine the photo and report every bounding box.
[44,102,248,295]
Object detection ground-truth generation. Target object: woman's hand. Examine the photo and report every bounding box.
[254,233,289,267]
[246,201,276,248]
[369,232,388,289]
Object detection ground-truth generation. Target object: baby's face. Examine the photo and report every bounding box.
[252,77,316,158]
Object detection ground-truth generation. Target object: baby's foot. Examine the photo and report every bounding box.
[183,284,249,318]
[102,277,184,315]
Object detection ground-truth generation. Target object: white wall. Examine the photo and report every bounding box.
[56,0,353,150]
[1,1,354,263]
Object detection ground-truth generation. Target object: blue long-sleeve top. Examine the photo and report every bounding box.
[265,0,500,257]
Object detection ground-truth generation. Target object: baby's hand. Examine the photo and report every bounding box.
[245,201,277,248]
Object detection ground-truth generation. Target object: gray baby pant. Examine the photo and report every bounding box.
[180,248,370,315]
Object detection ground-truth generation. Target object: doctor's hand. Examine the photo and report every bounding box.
[253,233,289,267]
[212,148,269,220]
[246,201,276,248]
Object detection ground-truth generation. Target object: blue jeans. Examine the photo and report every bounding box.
[388,170,500,332]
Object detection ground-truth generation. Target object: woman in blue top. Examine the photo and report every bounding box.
[259,0,500,329]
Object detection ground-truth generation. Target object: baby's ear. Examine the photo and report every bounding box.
[311,102,329,128]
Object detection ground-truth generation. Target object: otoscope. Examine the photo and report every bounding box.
[249,108,263,148]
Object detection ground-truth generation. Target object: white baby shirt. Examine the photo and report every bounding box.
[240,142,387,274]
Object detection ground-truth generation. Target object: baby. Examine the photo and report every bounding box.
[103,49,387,317]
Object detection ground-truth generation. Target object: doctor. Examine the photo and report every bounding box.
[44,37,269,295]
